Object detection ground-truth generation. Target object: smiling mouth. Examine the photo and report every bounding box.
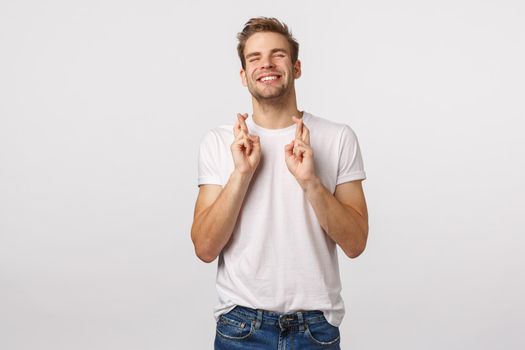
[257,75,282,84]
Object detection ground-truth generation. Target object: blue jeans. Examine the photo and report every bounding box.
[214,305,341,349]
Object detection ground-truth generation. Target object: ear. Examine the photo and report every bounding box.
[240,68,247,87]
[293,59,302,79]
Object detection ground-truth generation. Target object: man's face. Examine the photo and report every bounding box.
[240,32,301,102]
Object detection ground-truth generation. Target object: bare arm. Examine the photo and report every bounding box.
[304,179,368,258]
[191,171,253,263]
[191,113,261,263]
[285,116,368,258]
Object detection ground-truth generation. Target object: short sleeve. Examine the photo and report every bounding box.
[197,129,223,187]
[336,125,366,185]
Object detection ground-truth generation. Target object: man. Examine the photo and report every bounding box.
[191,17,368,349]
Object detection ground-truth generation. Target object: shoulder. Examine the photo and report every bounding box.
[304,111,357,139]
[200,124,234,145]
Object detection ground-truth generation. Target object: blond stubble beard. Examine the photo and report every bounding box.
[247,78,294,106]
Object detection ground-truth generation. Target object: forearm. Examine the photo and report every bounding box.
[192,171,252,262]
[304,177,368,258]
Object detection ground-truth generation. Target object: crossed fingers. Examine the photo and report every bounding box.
[234,113,249,139]
[291,115,311,158]
[233,114,310,158]
[233,113,258,156]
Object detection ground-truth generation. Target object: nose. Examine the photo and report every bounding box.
[260,56,275,69]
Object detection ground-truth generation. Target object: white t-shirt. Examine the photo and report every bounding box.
[197,111,366,327]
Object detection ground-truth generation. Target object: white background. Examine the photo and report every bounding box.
[1,0,524,349]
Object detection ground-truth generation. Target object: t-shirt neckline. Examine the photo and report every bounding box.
[246,111,309,136]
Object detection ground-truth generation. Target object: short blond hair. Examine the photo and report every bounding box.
[237,17,299,69]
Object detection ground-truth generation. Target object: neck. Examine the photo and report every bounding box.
[251,88,303,129]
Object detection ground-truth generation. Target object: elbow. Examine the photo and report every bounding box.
[346,246,365,259]
[344,232,368,259]
[192,236,218,263]
[195,247,218,263]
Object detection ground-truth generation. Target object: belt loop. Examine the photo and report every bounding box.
[297,311,305,332]
[254,309,263,330]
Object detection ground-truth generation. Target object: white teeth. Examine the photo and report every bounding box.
[260,76,278,82]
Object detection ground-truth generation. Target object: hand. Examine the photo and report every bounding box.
[231,113,261,176]
[284,115,317,189]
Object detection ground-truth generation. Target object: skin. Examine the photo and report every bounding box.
[191,31,368,263]
[239,31,302,129]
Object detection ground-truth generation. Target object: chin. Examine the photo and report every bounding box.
[254,94,288,104]
[256,87,288,98]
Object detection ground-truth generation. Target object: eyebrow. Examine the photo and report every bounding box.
[245,48,288,60]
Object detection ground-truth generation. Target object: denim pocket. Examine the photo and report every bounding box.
[216,311,255,340]
[305,317,340,346]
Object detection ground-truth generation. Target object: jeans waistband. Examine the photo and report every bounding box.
[227,305,326,331]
